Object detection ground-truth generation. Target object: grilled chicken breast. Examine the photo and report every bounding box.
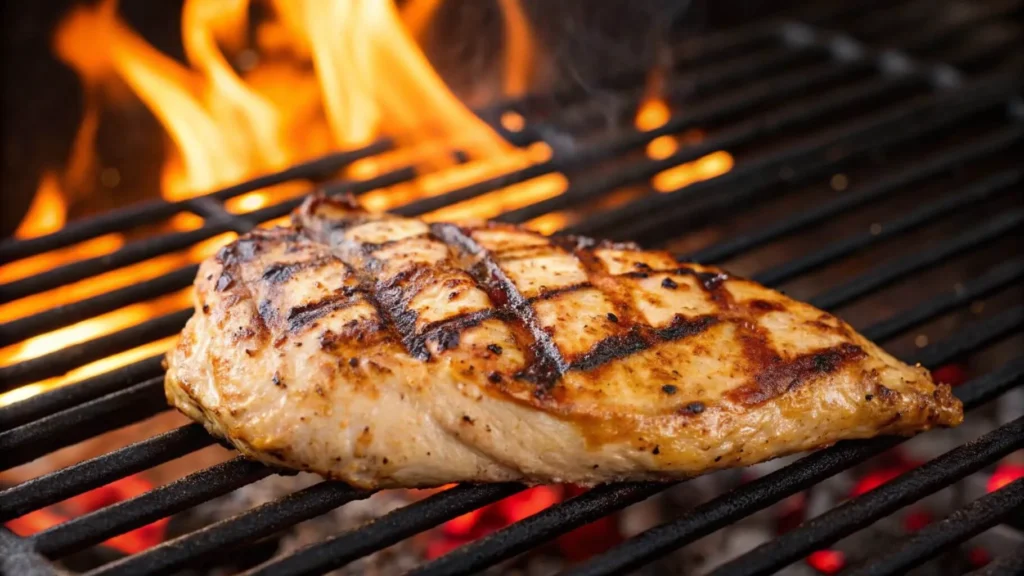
[165,193,962,488]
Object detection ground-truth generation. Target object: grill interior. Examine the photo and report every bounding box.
[1,1,1023,575]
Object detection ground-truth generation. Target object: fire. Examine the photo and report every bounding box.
[14,173,66,238]
[635,79,734,193]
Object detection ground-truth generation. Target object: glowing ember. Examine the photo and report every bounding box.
[429,485,621,563]
[932,363,969,387]
[6,474,168,555]
[903,510,933,532]
[850,461,919,498]
[807,549,846,574]
[987,463,1024,492]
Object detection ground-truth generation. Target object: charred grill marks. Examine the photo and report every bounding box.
[430,223,569,388]
[731,342,867,405]
[569,315,718,372]
[527,282,593,303]
[286,289,361,332]
[298,214,423,358]
[373,265,434,361]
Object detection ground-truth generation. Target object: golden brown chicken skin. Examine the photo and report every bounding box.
[164,193,962,489]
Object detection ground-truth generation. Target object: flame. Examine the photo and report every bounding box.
[635,81,735,194]
[14,173,66,238]
[400,0,445,40]
[498,0,534,97]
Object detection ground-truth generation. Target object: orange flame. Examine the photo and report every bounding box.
[14,173,66,239]
[635,70,734,193]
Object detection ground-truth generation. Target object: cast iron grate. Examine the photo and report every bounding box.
[1,6,1022,576]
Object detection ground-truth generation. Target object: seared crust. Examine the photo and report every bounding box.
[164,193,963,488]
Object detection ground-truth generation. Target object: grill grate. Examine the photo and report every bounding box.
[1,5,1023,576]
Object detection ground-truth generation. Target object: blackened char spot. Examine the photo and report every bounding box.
[262,262,302,284]
[528,282,592,302]
[662,384,678,395]
[487,343,503,355]
[417,309,498,356]
[286,291,357,332]
[749,299,784,312]
[216,239,254,266]
[683,401,705,414]
[661,277,678,289]
[696,271,728,291]
[656,314,719,341]
[433,328,460,352]
[258,299,278,327]
[215,272,234,292]
[366,266,433,360]
[570,329,648,372]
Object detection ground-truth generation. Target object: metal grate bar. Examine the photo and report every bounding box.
[0,141,392,265]
[82,481,376,576]
[557,358,1024,576]
[32,457,272,558]
[244,167,418,224]
[565,74,1015,239]
[844,479,1024,576]
[909,306,1024,370]
[685,126,1024,263]
[0,265,199,347]
[754,169,1021,287]
[239,484,525,576]
[417,48,910,223]
[0,225,233,305]
[0,425,213,521]
[804,211,1023,311]
[0,309,192,392]
[504,74,921,225]
[0,355,163,432]
[860,258,1024,343]
[708,418,1024,576]
[0,377,166,471]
